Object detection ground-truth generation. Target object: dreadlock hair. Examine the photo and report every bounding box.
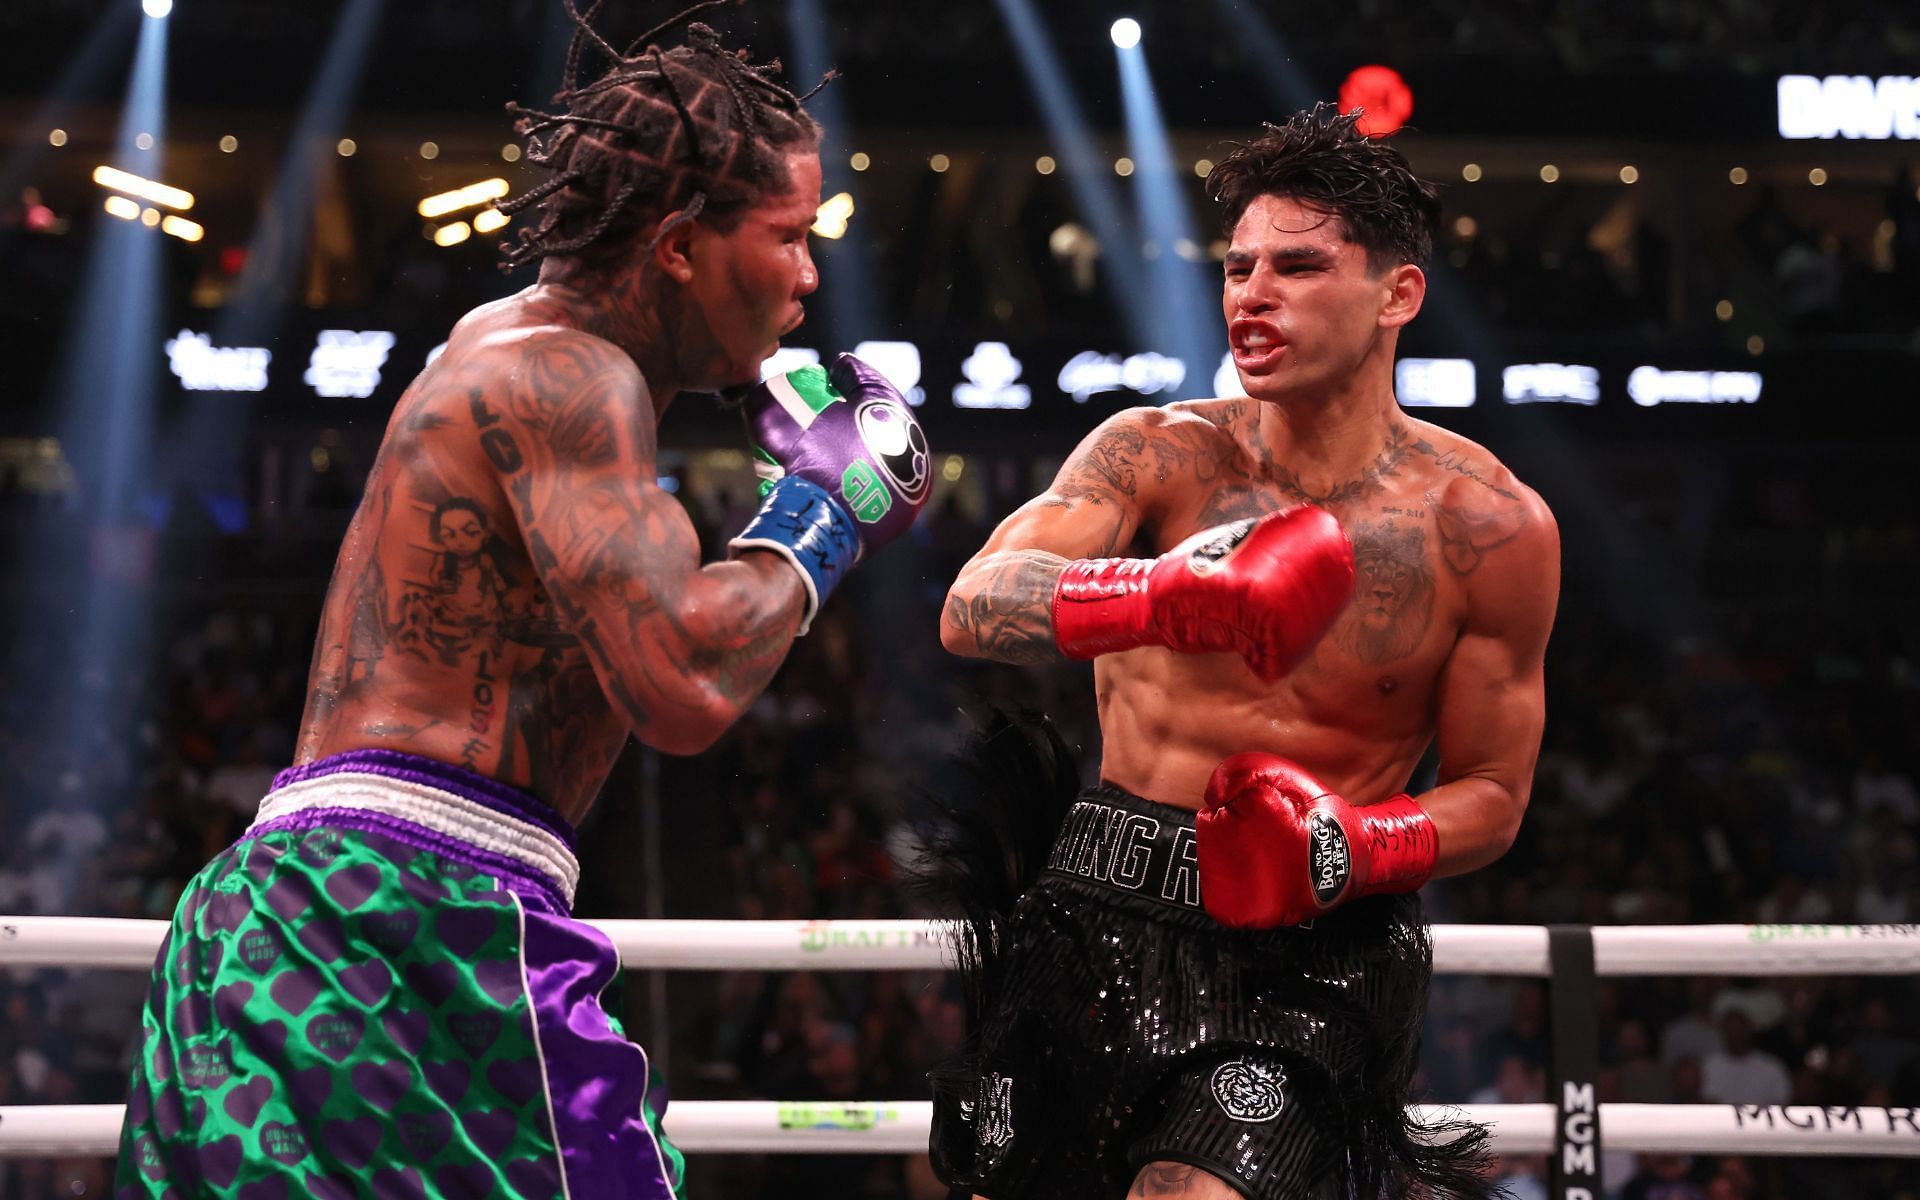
[1205,102,1441,274]
[497,0,828,271]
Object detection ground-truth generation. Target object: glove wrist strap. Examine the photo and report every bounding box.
[1352,794,1438,895]
[728,476,860,636]
[1051,557,1157,660]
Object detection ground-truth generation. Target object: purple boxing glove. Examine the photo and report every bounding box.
[740,353,932,555]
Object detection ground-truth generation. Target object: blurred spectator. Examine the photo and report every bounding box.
[1623,1154,1707,1200]
[1700,1012,1791,1105]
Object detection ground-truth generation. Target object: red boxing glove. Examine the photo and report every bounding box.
[1196,752,1437,929]
[1050,506,1354,682]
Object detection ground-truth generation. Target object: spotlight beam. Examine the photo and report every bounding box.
[1204,0,1324,114]
[1115,37,1224,400]
[786,0,883,348]
[220,0,387,336]
[990,0,1157,353]
[32,0,175,782]
[0,2,140,202]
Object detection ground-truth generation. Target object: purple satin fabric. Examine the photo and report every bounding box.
[517,892,679,1200]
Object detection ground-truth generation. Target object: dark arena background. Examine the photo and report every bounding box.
[2,0,1919,1197]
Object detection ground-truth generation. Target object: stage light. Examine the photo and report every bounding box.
[417,177,510,218]
[1715,300,1734,321]
[418,141,439,160]
[432,222,471,247]
[849,152,870,172]
[142,0,171,18]
[49,129,68,147]
[1746,336,1765,355]
[1729,166,1749,185]
[92,165,193,210]
[929,153,950,173]
[501,143,522,162]
[1114,157,1134,176]
[812,191,854,239]
[103,195,140,220]
[1338,65,1415,136]
[1193,158,1212,177]
[942,456,965,483]
[1035,155,1056,174]
[336,137,356,157]
[1110,18,1141,49]
[1504,362,1599,405]
[1540,164,1561,183]
[472,208,508,234]
[1808,167,1828,186]
[140,206,160,227]
[161,214,203,241]
[135,132,153,150]
[219,134,237,153]
[1628,367,1761,407]
[1453,215,1478,238]
[1619,165,1640,184]
[1462,162,1483,182]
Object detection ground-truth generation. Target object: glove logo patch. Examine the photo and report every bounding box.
[855,398,930,503]
[1307,812,1351,906]
[840,460,894,523]
[1185,517,1257,575]
[1210,1058,1286,1123]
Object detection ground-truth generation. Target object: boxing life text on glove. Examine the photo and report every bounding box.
[1196,753,1437,928]
[1050,506,1354,682]
[729,354,932,633]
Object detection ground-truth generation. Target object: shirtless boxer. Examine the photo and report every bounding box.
[115,13,928,1200]
[932,104,1558,1199]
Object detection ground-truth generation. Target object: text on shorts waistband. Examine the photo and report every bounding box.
[1045,786,1204,912]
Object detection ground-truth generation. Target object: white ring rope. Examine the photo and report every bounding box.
[9,917,1920,1161]
[5,916,1920,975]
[6,1103,1920,1158]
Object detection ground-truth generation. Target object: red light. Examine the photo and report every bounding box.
[1339,65,1414,136]
[219,246,248,275]
[24,204,54,231]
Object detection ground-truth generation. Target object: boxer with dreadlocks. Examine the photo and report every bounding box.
[115,4,930,1196]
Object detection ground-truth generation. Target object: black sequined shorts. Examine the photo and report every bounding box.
[930,785,1438,1200]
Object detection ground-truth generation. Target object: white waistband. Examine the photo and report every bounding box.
[249,771,580,906]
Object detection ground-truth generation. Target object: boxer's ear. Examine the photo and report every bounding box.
[1377,263,1425,330]
[649,210,700,284]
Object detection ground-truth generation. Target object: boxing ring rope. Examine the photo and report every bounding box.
[9,916,1920,975]
[7,1101,1920,1158]
[6,917,1920,1159]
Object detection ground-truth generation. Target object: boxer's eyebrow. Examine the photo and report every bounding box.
[1224,246,1332,269]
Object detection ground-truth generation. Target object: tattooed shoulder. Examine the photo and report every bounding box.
[1408,430,1521,502]
[1426,466,1531,576]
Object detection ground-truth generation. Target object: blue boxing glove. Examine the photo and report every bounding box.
[729,354,932,633]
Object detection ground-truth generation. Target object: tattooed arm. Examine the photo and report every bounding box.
[940,408,1177,664]
[495,333,804,756]
[1418,483,1559,876]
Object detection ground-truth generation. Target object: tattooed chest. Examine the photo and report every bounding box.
[1337,508,1451,669]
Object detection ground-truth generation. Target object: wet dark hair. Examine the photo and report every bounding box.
[497,0,827,270]
[1205,102,1441,272]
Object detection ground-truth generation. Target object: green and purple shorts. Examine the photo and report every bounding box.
[114,749,686,1200]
